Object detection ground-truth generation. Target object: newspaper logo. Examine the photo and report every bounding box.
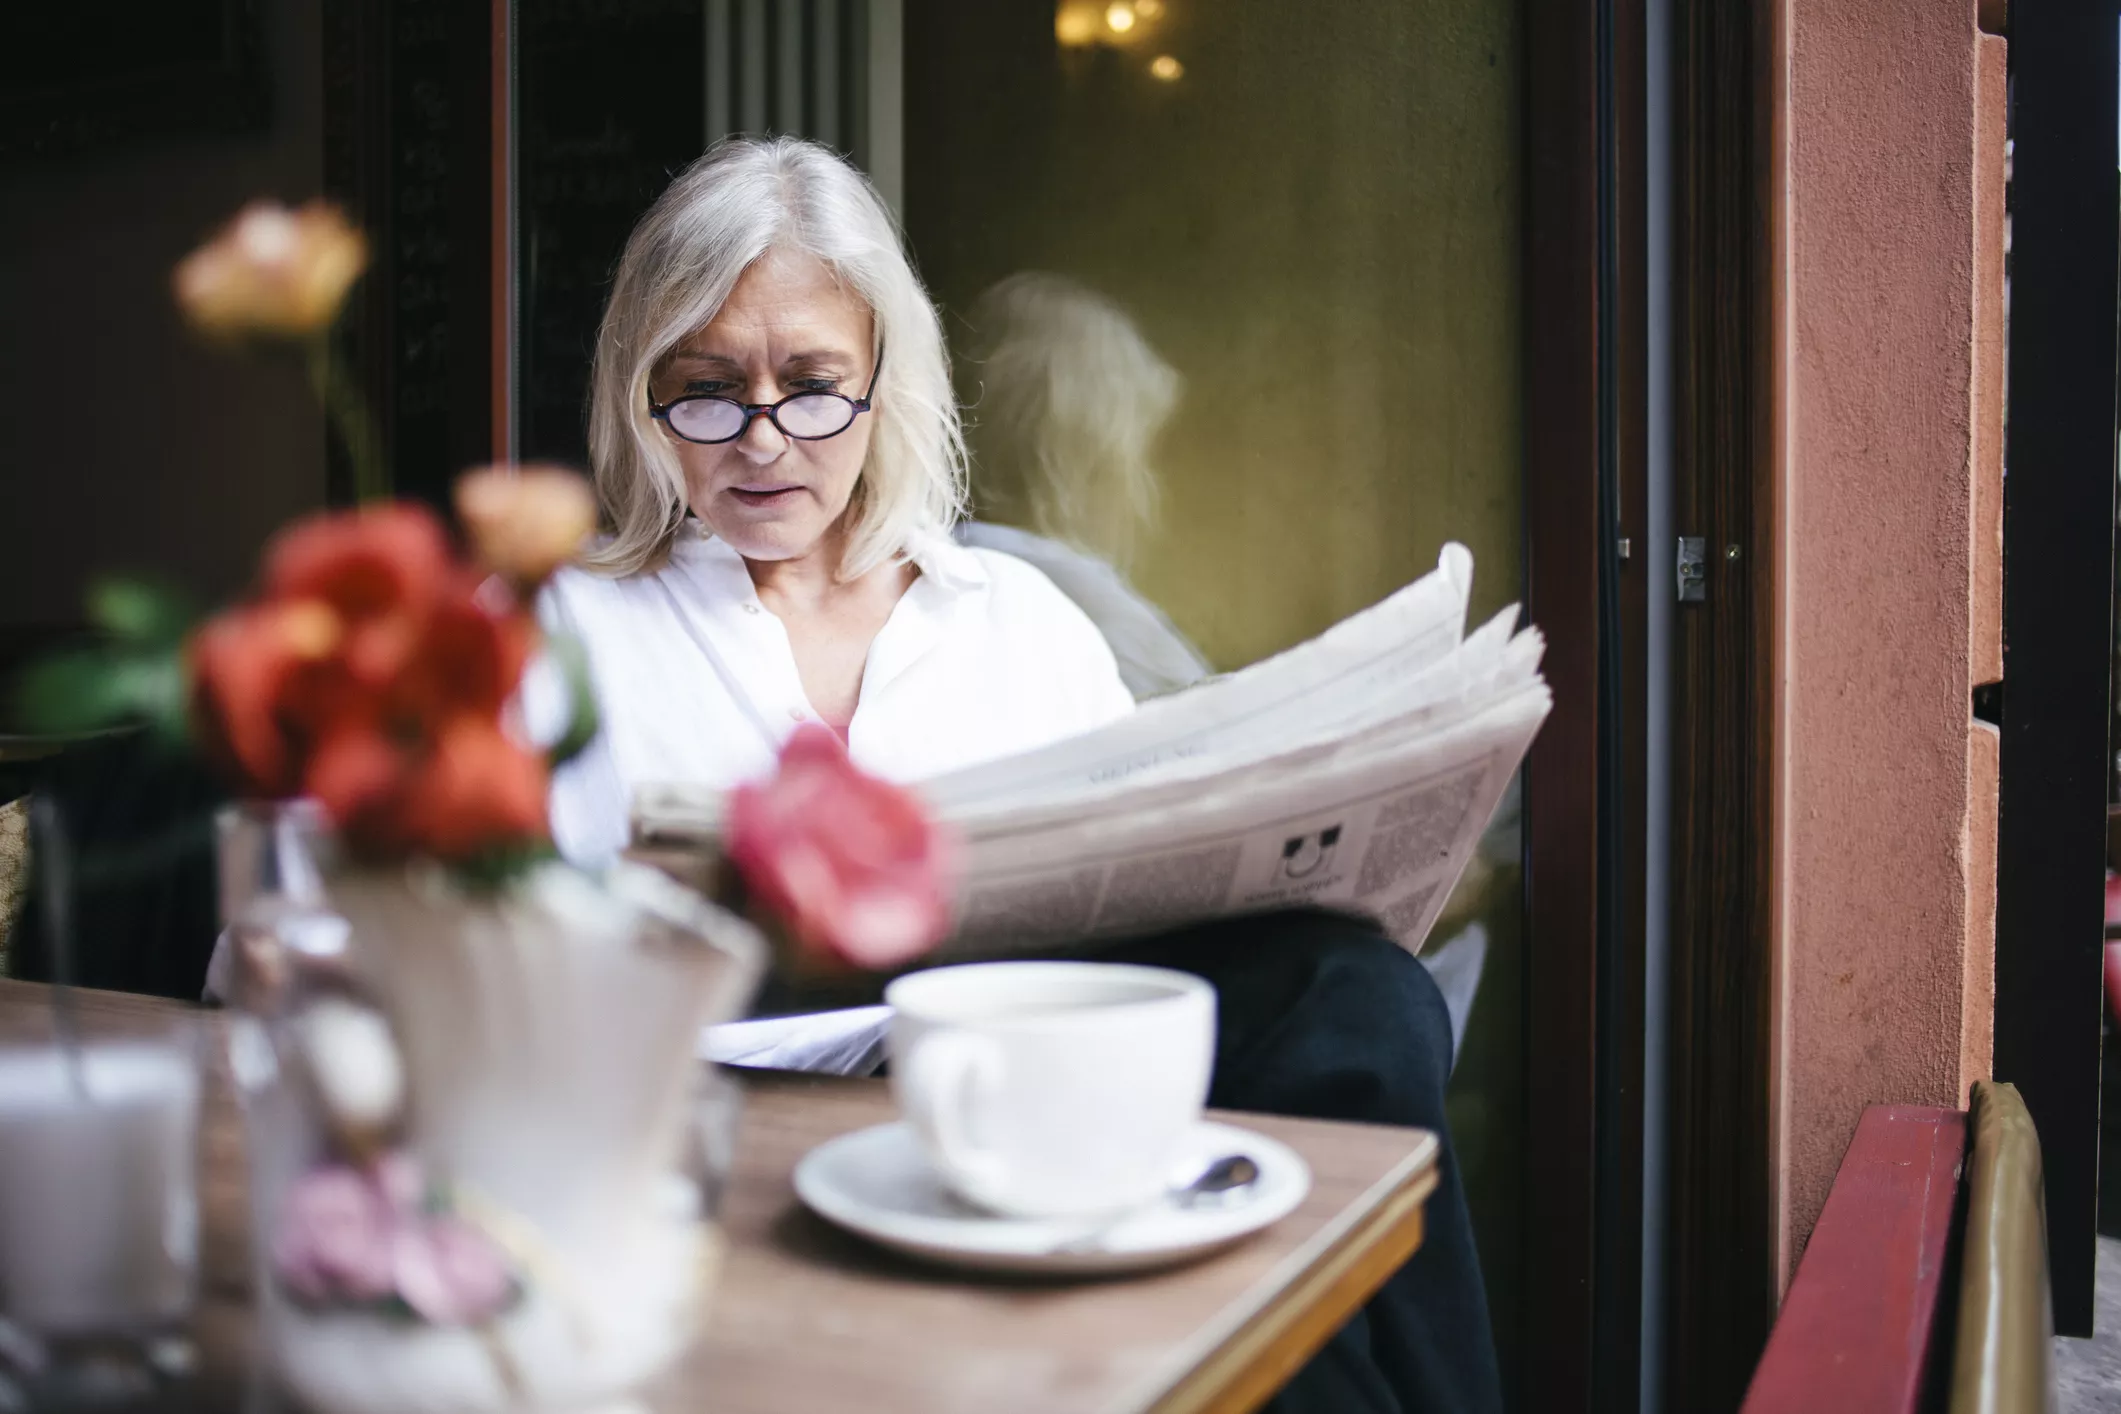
[1277,825,1343,882]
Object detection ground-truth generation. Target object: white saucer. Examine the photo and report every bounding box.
[792,1120,1311,1276]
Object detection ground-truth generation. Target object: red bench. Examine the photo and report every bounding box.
[1741,1082,2051,1413]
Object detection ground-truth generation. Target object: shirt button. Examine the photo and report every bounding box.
[742,602,761,615]
[788,707,805,721]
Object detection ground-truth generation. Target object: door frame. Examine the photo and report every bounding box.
[1522,0,1651,1409]
[1992,0,2119,1338]
[1658,0,1784,1402]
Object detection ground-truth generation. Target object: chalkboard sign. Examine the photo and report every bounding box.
[384,0,461,506]
[323,0,496,509]
[517,1,705,466]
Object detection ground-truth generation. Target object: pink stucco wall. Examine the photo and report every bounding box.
[1775,0,1994,1272]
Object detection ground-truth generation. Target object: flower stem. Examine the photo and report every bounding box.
[307,335,390,504]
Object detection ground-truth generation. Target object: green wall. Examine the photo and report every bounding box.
[905,0,1524,670]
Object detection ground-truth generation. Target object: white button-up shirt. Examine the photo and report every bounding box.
[537,524,1137,865]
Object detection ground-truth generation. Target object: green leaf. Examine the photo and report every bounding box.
[448,842,559,894]
[87,579,197,647]
[542,631,602,770]
[13,646,188,738]
[16,651,130,734]
[109,653,192,745]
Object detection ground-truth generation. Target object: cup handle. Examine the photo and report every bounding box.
[903,1031,1009,1196]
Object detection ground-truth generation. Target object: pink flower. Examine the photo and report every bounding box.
[392,1215,515,1327]
[725,725,958,970]
[271,1157,513,1326]
[2106,941,2121,1028]
[272,1164,398,1305]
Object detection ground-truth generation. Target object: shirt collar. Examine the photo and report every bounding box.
[901,527,988,596]
[666,520,985,724]
[672,520,989,600]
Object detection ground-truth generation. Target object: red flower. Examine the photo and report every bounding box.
[190,599,344,796]
[188,501,550,862]
[725,726,957,970]
[386,717,550,860]
[263,504,451,690]
[388,577,535,723]
[303,723,408,833]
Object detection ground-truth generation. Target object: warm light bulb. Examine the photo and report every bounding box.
[1055,2,1100,46]
[1149,53,1184,81]
[1105,3,1137,34]
[1135,0,1165,17]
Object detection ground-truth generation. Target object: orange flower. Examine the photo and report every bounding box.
[190,599,346,797]
[304,725,414,845]
[188,501,552,863]
[174,201,369,340]
[454,466,597,587]
[388,579,536,724]
[303,717,547,863]
[388,718,550,861]
[264,504,451,690]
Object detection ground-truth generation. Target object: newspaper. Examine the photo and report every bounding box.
[636,543,1549,964]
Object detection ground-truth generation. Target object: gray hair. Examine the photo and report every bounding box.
[965,273,1181,569]
[585,136,967,579]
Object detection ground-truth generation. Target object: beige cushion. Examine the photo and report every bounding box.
[1950,1079,2055,1414]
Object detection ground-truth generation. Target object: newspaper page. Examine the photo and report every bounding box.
[636,542,1496,836]
[933,610,1541,836]
[934,683,1548,958]
[911,542,1482,812]
[634,543,1551,964]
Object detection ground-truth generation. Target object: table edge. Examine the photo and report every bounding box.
[1128,1129,1441,1414]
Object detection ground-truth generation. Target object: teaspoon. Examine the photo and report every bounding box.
[1050,1152,1262,1255]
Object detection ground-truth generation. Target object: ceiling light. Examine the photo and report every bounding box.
[1055,3,1100,46]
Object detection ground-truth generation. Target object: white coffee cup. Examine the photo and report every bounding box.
[885,961,1216,1219]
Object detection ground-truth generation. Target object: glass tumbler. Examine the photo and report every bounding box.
[0,1006,204,1409]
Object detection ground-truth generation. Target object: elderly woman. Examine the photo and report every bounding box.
[541,136,1500,1414]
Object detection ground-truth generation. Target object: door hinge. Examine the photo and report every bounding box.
[1677,536,1707,602]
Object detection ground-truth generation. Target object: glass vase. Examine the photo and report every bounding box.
[222,826,762,1414]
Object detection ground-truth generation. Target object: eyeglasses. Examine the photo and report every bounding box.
[648,344,884,446]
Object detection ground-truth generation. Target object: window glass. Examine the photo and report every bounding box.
[901,1,1527,1372]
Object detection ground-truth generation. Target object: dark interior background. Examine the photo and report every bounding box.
[0,0,323,681]
[516,0,703,466]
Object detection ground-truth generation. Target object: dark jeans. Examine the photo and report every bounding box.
[1100,909,1503,1414]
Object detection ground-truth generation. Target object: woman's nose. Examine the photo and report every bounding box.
[736,405,788,462]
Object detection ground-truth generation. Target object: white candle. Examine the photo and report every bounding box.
[0,1042,200,1334]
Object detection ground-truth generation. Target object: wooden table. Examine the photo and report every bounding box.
[0,981,1438,1414]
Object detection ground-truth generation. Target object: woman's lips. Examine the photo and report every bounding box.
[729,483,803,507]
